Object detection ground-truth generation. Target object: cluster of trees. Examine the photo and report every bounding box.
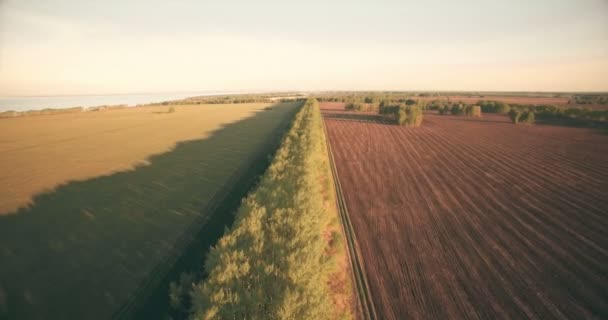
[477,100,510,113]
[510,104,608,123]
[345,102,377,112]
[573,94,608,105]
[508,109,535,124]
[397,105,424,126]
[186,98,344,319]
[435,103,482,117]
[379,100,424,126]
[475,100,607,123]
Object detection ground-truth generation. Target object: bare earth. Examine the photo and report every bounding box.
[0,104,268,214]
[321,103,608,319]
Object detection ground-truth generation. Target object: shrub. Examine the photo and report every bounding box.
[464,105,482,117]
[345,102,376,112]
[520,111,535,124]
[509,109,534,124]
[508,109,522,124]
[438,105,450,115]
[397,105,423,127]
[479,100,510,113]
[450,103,464,115]
[379,102,399,115]
[345,102,361,111]
[168,106,176,113]
[168,273,195,312]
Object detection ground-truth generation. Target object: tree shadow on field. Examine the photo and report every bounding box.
[535,118,608,134]
[435,114,511,124]
[0,103,298,320]
[322,111,391,124]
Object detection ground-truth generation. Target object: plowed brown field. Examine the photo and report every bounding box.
[321,103,608,320]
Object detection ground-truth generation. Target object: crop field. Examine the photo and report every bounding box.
[0,102,298,319]
[321,103,608,319]
[0,103,283,214]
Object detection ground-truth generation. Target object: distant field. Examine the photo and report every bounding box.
[0,103,272,214]
[0,102,298,319]
[322,103,608,319]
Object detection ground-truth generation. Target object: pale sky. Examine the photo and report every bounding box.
[0,0,607,96]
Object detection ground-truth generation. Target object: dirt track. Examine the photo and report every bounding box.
[321,103,608,319]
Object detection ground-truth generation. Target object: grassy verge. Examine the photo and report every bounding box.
[188,98,353,319]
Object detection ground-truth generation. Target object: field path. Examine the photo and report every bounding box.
[321,103,608,320]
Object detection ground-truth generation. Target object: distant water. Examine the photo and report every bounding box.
[0,92,244,112]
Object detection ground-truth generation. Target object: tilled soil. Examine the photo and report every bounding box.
[322,103,608,320]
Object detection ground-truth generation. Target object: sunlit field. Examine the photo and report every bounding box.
[0,102,298,319]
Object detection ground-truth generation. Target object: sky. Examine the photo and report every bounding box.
[0,0,607,96]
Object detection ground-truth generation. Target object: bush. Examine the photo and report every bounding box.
[345,102,376,112]
[508,109,522,124]
[464,105,482,117]
[450,103,464,115]
[168,106,176,113]
[509,109,534,124]
[438,105,450,115]
[345,102,361,111]
[479,100,510,113]
[379,103,399,115]
[520,111,535,124]
[168,273,195,312]
[405,99,416,106]
[397,105,423,127]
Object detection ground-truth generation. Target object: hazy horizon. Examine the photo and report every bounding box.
[1,0,607,96]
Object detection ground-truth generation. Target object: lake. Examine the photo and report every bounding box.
[0,91,246,112]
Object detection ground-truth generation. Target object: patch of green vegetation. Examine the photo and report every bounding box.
[397,104,423,126]
[478,100,510,113]
[189,98,339,319]
[508,109,535,124]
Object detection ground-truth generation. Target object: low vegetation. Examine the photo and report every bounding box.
[378,101,423,126]
[0,106,84,118]
[478,100,510,113]
[397,105,423,126]
[478,100,607,124]
[188,98,351,319]
[433,103,483,117]
[508,109,535,124]
[345,102,376,112]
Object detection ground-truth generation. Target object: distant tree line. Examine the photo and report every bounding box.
[472,100,608,125]
[572,94,608,105]
[0,106,85,118]
[149,94,307,106]
[317,93,608,126]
